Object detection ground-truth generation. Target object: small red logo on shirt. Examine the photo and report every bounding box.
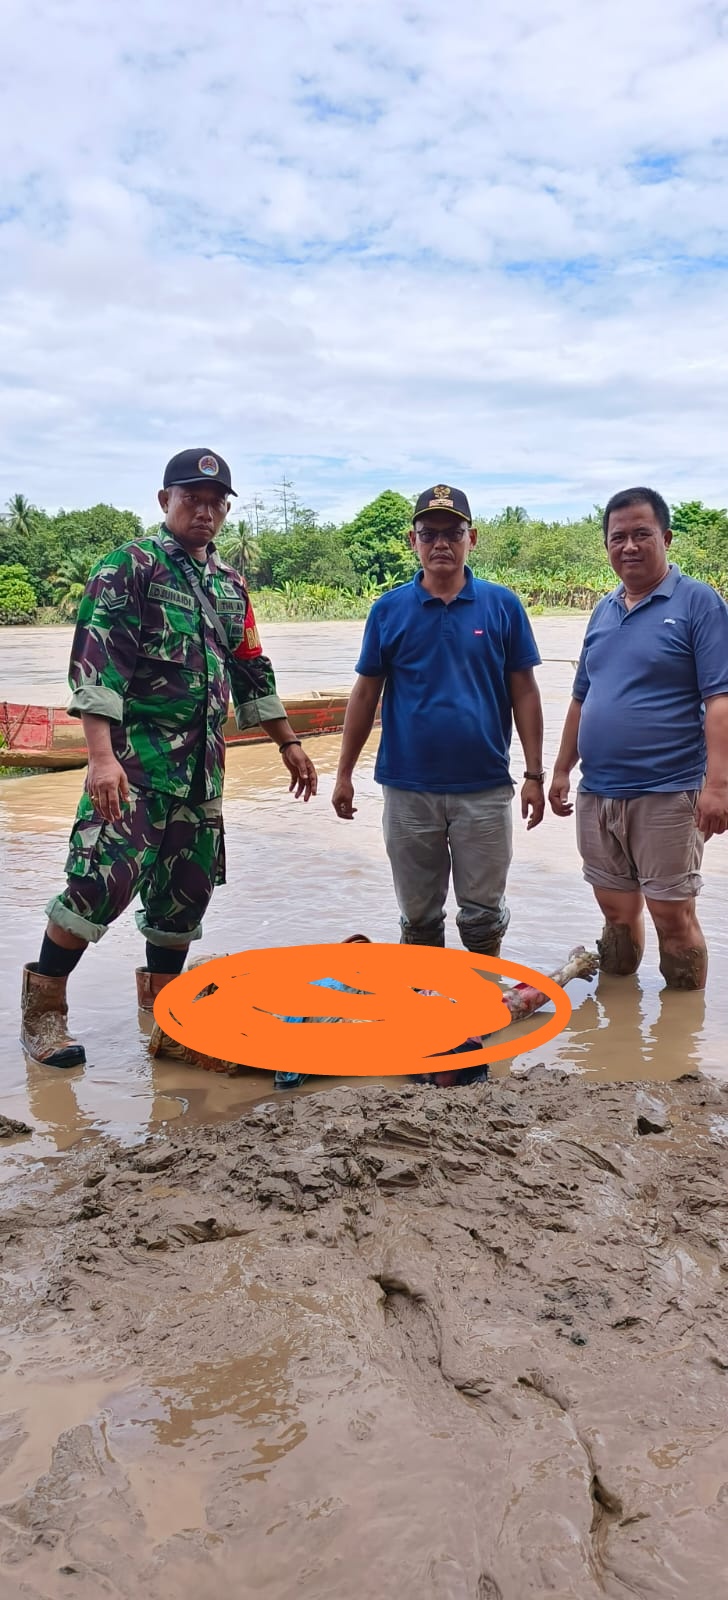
[474,629,483,635]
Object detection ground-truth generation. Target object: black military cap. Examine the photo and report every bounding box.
[413,483,472,523]
[163,448,237,496]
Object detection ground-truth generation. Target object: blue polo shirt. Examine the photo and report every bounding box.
[355,567,541,793]
[573,564,728,798]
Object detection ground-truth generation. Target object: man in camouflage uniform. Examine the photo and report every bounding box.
[21,448,318,1069]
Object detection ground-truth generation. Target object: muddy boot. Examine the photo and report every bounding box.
[146,954,242,1072]
[135,968,183,1013]
[140,952,228,1012]
[20,964,86,1069]
[148,1023,245,1073]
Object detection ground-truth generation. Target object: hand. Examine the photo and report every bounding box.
[548,768,573,817]
[696,780,728,842]
[281,743,317,802]
[86,755,129,822]
[332,776,357,820]
[521,778,545,830]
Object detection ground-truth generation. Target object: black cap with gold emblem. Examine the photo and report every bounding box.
[413,484,472,523]
[163,448,237,496]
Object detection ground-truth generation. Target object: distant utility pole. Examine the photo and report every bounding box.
[276,476,294,534]
[246,496,264,536]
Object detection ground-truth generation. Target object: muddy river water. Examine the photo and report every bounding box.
[2,616,725,1164]
[2,617,728,1599]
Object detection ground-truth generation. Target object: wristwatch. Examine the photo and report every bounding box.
[524,770,546,783]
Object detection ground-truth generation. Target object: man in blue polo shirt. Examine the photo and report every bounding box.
[549,486,728,989]
[331,484,545,954]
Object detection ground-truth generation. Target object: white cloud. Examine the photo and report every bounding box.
[1,0,728,522]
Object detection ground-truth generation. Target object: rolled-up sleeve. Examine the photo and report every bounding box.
[67,551,144,721]
[233,681,287,730]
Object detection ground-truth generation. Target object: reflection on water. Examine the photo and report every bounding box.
[22,1055,188,1153]
[2,616,728,1164]
[24,1060,100,1150]
[507,973,708,1082]
[118,1344,307,1480]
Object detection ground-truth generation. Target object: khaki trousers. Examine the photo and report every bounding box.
[381,785,514,950]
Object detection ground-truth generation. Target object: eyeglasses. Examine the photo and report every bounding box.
[416,527,468,544]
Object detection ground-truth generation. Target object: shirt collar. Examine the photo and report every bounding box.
[414,564,477,605]
[609,562,681,607]
[156,524,218,566]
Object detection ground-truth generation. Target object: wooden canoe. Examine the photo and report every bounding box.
[0,693,368,773]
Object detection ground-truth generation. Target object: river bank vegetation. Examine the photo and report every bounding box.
[1,487,727,625]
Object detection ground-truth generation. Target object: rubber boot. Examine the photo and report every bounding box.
[135,968,181,1013]
[20,963,86,1069]
[145,953,242,1072]
[148,1024,243,1073]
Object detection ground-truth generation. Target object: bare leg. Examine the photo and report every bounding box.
[646,897,707,991]
[593,888,645,975]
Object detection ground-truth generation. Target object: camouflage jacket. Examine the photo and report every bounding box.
[68,527,286,798]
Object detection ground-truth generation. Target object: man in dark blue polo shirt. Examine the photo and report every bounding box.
[331,484,545,954]
[549,485,728,989]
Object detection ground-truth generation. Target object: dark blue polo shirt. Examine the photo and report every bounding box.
[355,567,541,793]
[573,564,728,797]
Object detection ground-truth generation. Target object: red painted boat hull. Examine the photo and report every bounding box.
[0,694,368,771]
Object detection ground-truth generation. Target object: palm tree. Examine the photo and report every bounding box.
[5,493,37,538]
[218,519,260,579]
[50,549,96,619]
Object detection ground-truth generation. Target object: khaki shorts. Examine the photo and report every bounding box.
[576,790,704,901]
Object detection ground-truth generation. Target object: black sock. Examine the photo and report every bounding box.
[37,934,85,979]
[145,942,188,975]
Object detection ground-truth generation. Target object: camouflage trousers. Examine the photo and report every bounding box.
[45,787,226,947]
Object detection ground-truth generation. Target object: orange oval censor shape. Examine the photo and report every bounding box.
[153,944,572,1076]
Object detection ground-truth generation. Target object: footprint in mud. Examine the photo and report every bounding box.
[348,1408,376,1441]
[426,1553,503,1600]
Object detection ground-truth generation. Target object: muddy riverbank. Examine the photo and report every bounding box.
[3,613,728,1595]
[2,1070,728,1598]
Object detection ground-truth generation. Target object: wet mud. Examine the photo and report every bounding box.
[0,1117,31,1140]
[2,1070,728,1598]
[3,617,728,1594]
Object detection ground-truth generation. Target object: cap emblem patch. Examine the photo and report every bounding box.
[430,485,454,507]
[198,455,219,476]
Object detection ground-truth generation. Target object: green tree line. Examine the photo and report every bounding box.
[1,487,727,625]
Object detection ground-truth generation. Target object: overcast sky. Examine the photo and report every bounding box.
[2,0,728,525]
